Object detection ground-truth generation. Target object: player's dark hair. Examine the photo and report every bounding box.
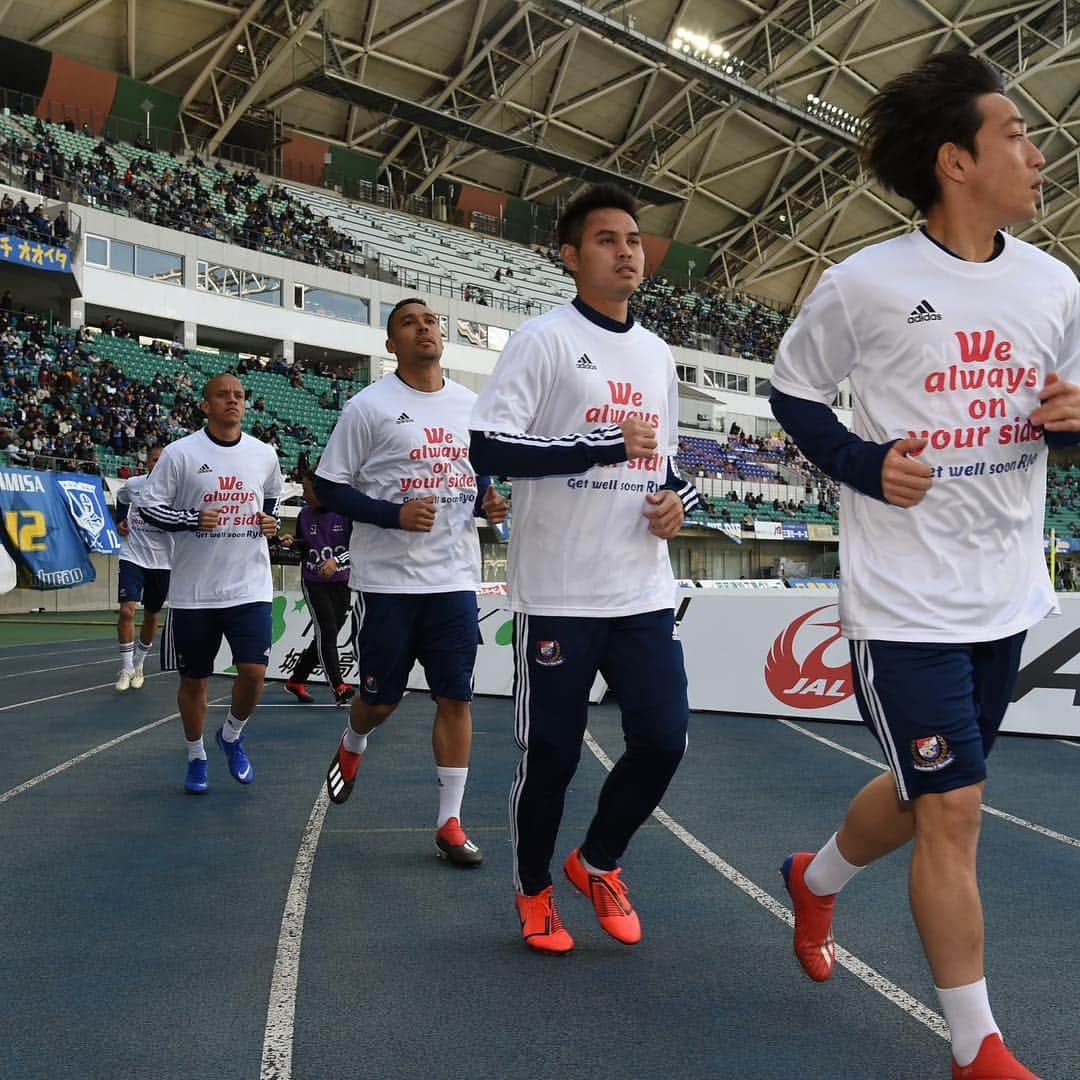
[386,296,430,337]
[861,49,1004,215]
[557,184,639,250]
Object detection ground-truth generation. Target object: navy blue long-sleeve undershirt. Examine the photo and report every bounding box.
[772,389,1080,499]
[469,429,700,512]
[313,474,497,529]
[140,496,279,532]
[770,388,892,501]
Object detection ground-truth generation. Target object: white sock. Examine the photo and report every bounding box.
[186,737,206,762]
[134,639,153,666]
[342,726,368,755]
[805,832,863,896]
[435,766,468,828]
[119,641,135,672]
[936,978,1000,1067]
[221,712,247,743]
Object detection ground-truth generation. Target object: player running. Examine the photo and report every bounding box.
[138,373,283,795]
[114,445,171,691]
[469,184,699,953]
[315,298,507,865]
[770,50,1080,1080]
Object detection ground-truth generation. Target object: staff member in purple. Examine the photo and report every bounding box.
[282,469,355,706]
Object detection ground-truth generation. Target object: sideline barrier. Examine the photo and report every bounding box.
[219,586,1080,738]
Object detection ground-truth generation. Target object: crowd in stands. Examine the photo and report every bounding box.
[0,295,344,480]
[1,118,357,271]
[0,310,190,473]
[1047,463,1080,516]
[0,113,807,367]
[630,277,792,362]
[0,192,69,246]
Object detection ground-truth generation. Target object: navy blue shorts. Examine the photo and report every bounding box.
[163,602,273,679]
[117,560,170,613]
[351,591,479,705]
[513,608,689,756]
[849,633,1026,800]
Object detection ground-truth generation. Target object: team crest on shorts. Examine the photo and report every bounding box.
[911,735,955,772]
[536,640,564,667]
[363,674,378,693]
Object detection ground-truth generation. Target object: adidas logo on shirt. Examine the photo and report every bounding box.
[395,412,413,424]
[576,353,597,370]
[197,463,212,473]
[907,299,943,324]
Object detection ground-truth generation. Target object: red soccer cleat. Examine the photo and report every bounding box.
[435,817,483,866]
[563,848,641,944]
[325,742,361,804]
[515,886,574,954]
[952,1034,1041,1079]
[781,851,837,982]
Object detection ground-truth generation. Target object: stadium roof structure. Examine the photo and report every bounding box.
[3,0,1079,308]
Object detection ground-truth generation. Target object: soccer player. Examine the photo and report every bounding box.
[138,373,283,795]
[315,298,508,865]
[469,184,699,954]
[114,445,171,691]
[769,51,1079,1080]
[280,469,354,705]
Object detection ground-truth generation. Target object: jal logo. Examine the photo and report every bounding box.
[764,603,852,709]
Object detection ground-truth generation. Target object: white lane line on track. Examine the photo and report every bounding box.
[0,641,116,660]
[259,691,409,1079]
[582,730,948,1039]
[0,657,116,678]
[0,691,232,805]
[0,671,167,711]
[776,717,1080,850]
[260,784,331,1080]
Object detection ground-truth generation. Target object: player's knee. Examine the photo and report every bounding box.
[352,701,395,728]
[628,733,686,778]
[234,663,266,689]
[524,734,582,786]
[118,602,137,618]
[914,784,983,844]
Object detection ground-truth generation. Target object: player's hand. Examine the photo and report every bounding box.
[621,419,657,460]
[482,485,509,524]
[643,489,684,538]
[399,495,437,532]
[198,508,222,530]
[279,533,294,548]
[259,513,279,537]
[882,437,933,508]
[117,519,130,537]
[319,558,338,577]
[1031,372,1080,430]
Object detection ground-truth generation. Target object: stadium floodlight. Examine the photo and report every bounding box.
[805,92,862,134]
[670,25,744,79]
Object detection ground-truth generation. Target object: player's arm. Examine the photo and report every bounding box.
[138,503,211,531]
[468,324,650,478]
[1033,288,1080,446]
[138,456,208,531]
[770,271,930,507]
[659,459,700,516]
[473,475,509,523]
[315,398,416,529]
[312,477,407,529]
[469,426,632,477]
[770,390,894,501]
